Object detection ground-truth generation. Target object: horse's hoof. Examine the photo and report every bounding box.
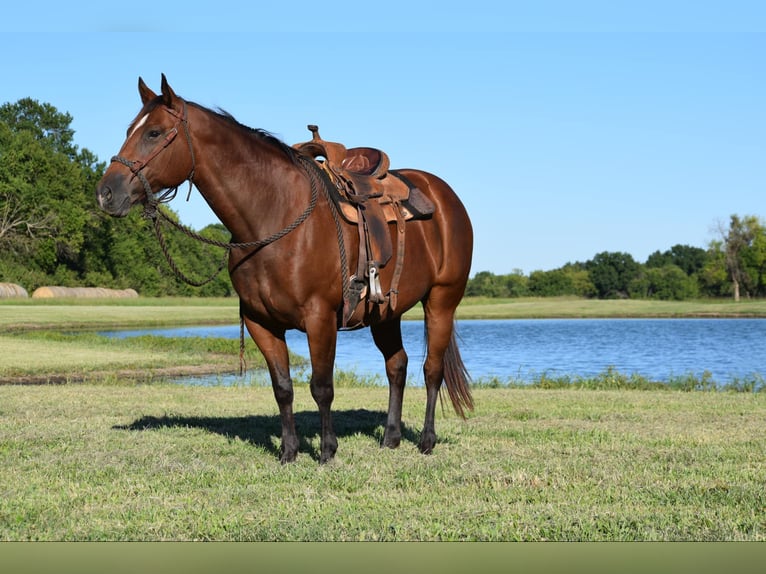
[419,433,436,454]
[319,452,336,464]
[280,447,298,464]
[382,436,401,449]
[318,436,338,464]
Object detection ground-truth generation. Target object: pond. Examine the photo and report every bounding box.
[102,318,766,387]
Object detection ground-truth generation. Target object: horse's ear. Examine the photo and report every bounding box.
[160,73,178,107]
[138,77,156,104]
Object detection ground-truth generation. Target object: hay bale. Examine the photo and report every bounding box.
[0,283,29,298]
[31,286,139,299]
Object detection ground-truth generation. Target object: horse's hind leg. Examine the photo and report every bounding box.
[371,319,408,448]
[243,318,299,463]
[420,288,465,454]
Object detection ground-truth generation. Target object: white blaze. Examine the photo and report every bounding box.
[128,114,149,138]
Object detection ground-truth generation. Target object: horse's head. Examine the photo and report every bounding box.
[96,75,194,217]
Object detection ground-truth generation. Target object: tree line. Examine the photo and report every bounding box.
[1,98,763,300]
[468,216,766,301]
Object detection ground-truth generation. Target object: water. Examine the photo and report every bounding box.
[102,318,765,386]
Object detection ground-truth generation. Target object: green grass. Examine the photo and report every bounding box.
[1,298,765,541]
[0,383,763,540]
[476,365,766,393]
[0,330,312,383]
[0,298,240,332]
[450,296,766,319]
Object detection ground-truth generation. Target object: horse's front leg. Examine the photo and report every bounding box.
[306,315,339,463]
[244,318,299,463]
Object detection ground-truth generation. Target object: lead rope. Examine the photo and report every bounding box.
[239,313,246,376]
[298,156,351,326]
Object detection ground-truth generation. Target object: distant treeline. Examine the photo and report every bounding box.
[468,222,766,301]
[1,98,764,300]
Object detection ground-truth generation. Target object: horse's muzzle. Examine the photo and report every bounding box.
[96,177,133,217]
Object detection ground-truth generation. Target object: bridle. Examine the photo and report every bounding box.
[110,101,196,219]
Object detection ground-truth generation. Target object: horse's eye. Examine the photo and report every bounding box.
[147,129,162,139]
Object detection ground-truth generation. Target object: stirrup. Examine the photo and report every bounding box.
[368,263,385,304]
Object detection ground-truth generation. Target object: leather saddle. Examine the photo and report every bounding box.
[294,125,434,223]
[293,125,435,327]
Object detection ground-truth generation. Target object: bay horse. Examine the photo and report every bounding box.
[96,75,473,463]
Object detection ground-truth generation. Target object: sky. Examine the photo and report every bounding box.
[2,2,764,276]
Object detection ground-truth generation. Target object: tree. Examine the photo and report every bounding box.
[465,270,529,298]
[528,269,573,297]
[0,116,93,263]
[503,270,530,297]
[717,215,766,300]
[561,262,597,297]
[585,251,641,299]
[645,244,709,276]
[466,271,510,297]
[629,264,699,300]
[0,98,78,159]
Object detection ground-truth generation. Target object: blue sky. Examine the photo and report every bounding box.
[2,2,764,276]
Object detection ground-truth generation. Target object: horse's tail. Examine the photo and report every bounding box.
[438,324,474,419]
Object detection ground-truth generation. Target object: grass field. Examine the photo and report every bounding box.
[1,297,765,541]
[451,296,766,319]
[0,383,764,541]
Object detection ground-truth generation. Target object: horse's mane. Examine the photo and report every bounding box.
[189,101,301,165]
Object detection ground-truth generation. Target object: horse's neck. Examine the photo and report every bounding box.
[191,118,303,241]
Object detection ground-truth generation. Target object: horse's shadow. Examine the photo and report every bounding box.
[114,409,420,462]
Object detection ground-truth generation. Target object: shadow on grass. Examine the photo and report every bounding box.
[114,409,421,462]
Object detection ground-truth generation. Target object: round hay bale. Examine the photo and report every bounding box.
[32,286,57,298]
[32,286,139,299]
[0,283,29,298]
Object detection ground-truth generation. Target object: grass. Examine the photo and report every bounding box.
[0,297,240,332]
[0,383,763,541]
[477,365,766,393]
[451,296,766,319]
[0,330,310,383]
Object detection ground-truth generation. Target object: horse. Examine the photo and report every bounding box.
[96,75,474,463]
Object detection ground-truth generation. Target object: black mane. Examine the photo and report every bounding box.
[191,101,300,164]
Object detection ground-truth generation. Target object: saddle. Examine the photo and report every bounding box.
[293,125,435,327]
